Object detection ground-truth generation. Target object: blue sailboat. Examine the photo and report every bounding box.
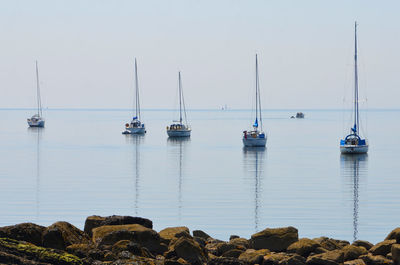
[243,54,267,147]
[340,22,368,154]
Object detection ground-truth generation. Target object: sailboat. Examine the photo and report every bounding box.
[167,72,191,137]
[27,61,45,128]
[243,54,266,147]
[123,58,146,134]
[340,22,368,154]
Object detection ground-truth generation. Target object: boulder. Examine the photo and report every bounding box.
[66,243,93,258]
[359,253,392,265]
[344,259,366,265]
[42,221,90,250]
[263,252,288,265]
[169,237,207,265]
[209,257,247,265]
[0,237,82,265]
[159,227,190,244]
[222,249,244,258]
[369,240,396,256]
[353,240,374,251]
[392,244,400,265]
[249,226,298,251]
[193,230,211,240]
[342,245,368,261]
[287,238,321,257]
[230,235,240,241]
[193,236,206,247]
[0,223,45,246]
[280,254,307,265]
[386,228,400,242]
[111,240,130,253]
[84,215,153,236]
[306,250,344,265]
[165,258,189,265]
[313,237,342,251]
[92,224,167,254]
[229,238,249,249]
[238,249,269,264]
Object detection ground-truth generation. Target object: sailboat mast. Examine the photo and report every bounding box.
[134,58,140,120]
[354,22,359,134]
[35,61,42,117]
[255,54,258,127]
[178,71,182,124]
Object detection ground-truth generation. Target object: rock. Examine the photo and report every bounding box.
[118,250,131,259]
[209,257,247,265]
[360,253,392,265]
[263,252,288,265]
[92,224,167,255]
[229,238,249,249]
[386,228,400,242]
[353,241,374,251]
[249,226,298,251]
[392,244,400,265]
[230,235,240,241]
[0,237,82,265]
[306,249,344,265]
[165,258,189,265]
[344,259,366,265]
[369,240,396,256]
[193,230,211,240]
[313,237,343,251]
[42,221,90,250]
[84,215,153,236]
[342,245,368,261]
[238,249,269,264]
[222,249,244,258]
[66,243,93,258]
[104,250,117,261]
[287,238,321,257]
[111,240,130,253]
[215,242,245,256]
[193,236,206,247]
[280,254,307,265]
[0,223,45,246]
[169,237,207,265]
[159,227,190,244]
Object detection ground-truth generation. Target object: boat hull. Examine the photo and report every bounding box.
[28,120,45,128]
[167,130,191,137]
[242,137,267,147]
[340,145,368,154]
[124,127,146,134]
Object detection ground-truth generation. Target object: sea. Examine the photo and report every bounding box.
[0,108,399,243]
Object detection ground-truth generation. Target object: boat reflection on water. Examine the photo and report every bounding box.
[124,134,145,215]
[167,137,191,220]
[340,154,368,242]
[243,146,266,232]
[28,127,43,220]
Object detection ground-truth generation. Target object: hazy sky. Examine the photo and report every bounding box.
[0,0,399,109]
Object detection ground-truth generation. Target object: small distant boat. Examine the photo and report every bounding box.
[243,54,266,147]
[167,72,191,138]
[27,61,45,128]
[123,58,146,135]
[340,22,368,154]
[296,112,304,118]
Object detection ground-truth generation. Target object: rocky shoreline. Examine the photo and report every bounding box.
[0,215,399,265]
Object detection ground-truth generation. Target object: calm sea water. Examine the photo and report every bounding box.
[0,109,399,243]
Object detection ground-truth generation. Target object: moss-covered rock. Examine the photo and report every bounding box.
[0,237,82,265]
[92,224,167,255]
[229,238,249,249]
[192,230,211,240]
[370,240,396,256]
[313,237,344,251]
[360,253,392,265]
[169,237,207,265]
[84,215,153,237]
[306,249,344,265]
[238,249,269,264]
[159,227,190,244]
[66,243,93,258]
[342,245,368,261]
[344,259,366,265]
[353,240,374,250]
[42,222,90,251]
[209,256,247,265]
[249,226,298,251]
[392,244,400,265]
[0,223,45,246]
[287,238,321,257]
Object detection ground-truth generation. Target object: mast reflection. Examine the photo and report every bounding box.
[243,146,266,232]
[125,134,144,215]
[167,137,190,220]
[340,154,368,242]
[28,127,43,220]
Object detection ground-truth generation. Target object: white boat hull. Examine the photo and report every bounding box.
[125,127,146,134]
[167,130,191,137]
[340,145,368,154]
[28,120,45,128]
[242,137,267,147]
